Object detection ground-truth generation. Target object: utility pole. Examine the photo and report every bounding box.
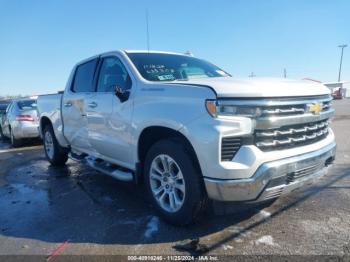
[146,9,150,52]
[249,72,256,77]
[283,68,287,78]
[338,44,347,82]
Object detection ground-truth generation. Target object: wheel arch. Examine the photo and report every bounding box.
[40,116,53,137]
[137,126,202,181]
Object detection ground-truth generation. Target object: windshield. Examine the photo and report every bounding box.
[17,99,37,110]
[127,53,230,82]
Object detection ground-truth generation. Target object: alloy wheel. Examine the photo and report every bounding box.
[44,131,54,160]
[149,154,186,213]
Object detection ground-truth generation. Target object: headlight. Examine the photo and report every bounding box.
[205,100,218,117]
[205,99,261,118]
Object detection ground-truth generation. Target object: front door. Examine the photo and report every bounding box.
[86,55,133,168]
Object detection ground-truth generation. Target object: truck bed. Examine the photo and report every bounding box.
[37,93,68,147]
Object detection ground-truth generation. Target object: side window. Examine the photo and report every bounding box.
[72,59,98,93]
[97,57,131,93]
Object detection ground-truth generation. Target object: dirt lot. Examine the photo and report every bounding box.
[0,100,349,260]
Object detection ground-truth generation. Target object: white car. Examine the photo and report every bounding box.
[37,50,336,225]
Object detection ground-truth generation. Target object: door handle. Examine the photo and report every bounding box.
[64,102,72,107]
[88,102,98,108]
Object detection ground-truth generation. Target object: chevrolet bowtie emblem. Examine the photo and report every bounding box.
[308,102,322,114]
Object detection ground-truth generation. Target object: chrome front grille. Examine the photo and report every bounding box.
[260,99,331,117]
[218,95,333,159]
[255,119,329,151]
[261,106,305,116]
[322,100,332,111]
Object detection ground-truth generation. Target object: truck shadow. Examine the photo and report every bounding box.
[0,138,42,150]
[0,155,349,253]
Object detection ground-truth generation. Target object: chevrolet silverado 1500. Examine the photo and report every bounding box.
[37,50,336,225]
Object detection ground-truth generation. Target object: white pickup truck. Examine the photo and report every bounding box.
[37,50,336,225]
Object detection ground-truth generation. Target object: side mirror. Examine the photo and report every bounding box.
[114,86,130,102]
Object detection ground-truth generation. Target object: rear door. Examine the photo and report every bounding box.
[86,55,134,167]
[62,58,99,153]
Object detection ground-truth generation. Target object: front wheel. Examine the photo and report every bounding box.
[144,139,207,226]
[43,125,68,166]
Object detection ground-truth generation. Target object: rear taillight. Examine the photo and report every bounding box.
[16,115,34,121]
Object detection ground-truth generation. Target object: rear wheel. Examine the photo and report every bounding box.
[43,125,68,166]
[144,139,207,226]
[10,128,22,147]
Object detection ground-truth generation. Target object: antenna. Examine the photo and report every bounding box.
[146,9,150,52]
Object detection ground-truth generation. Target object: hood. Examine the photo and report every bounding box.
[175,77,330,98]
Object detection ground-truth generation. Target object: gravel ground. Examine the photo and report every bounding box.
[0,99,349,261]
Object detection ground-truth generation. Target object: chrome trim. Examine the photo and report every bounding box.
[287,162,324,182]
[256,121,329,137]
[256,127,328,147]
[255,109,334,129]
[262,107,305,115]
[217,96,332,107]
[86,157,133,182]
[204,142,336,202]
[322,103,331,110]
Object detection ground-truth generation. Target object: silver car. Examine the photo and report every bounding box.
[1,98,40,147]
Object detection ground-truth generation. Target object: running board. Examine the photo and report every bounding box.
[85,157,133,182]
[68,152,87,162]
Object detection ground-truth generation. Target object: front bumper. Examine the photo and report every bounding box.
[204,142,336,202]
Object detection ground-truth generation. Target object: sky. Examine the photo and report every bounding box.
[0,0,349,96]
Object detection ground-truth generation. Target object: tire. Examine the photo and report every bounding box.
[43,125,68,166]
[10,128,22,147]
[144,138,207,226]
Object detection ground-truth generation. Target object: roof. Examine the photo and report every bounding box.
[75,50,193,68]
[124,50,190,56]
